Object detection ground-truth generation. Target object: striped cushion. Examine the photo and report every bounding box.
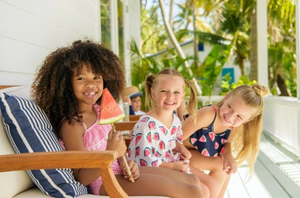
[0,92,88,198]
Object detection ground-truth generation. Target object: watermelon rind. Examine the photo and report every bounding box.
[98,114,125,125]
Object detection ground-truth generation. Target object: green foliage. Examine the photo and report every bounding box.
[130,41,196,89]
[220,75,257,95]
[200,44,232,96]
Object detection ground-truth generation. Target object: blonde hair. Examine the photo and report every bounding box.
[144,68,197,120]
[215,84,269,178]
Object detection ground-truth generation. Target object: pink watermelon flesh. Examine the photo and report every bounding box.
[98,88,125,125]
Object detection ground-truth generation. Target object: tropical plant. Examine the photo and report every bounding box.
[136,0,297,98]
[220,75,257,95]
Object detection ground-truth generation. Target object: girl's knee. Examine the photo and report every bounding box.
[201,183,210,198]
[185,184,203,198]
[189,174,202,188]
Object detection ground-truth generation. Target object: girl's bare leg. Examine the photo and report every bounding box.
[217,174,231,198]
[141,166,209,198]
[189,149,228,196]
[100,166,203,198]
[190,166,218,198]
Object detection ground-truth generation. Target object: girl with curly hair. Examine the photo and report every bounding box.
[182,84,269,198]
[32,39,204,197]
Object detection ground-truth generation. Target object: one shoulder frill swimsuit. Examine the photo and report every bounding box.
[59,104,123,195]
[188,105,232,157]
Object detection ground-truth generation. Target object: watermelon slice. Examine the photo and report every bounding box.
[153,132,160,141]
[135,133,143,145]
[159,140,165,150]
[144,147,151,157]
[165,151,172,158]
[208,132,215,141]
[159,126,167,135]
[140,159,148,166]
[170,126,177,135]
[148,121,156,129]
[215,142,219,149]
[151,159,159,167]
[201,148,210,156]
[146,132,152,143]
[98,88,125,125]
[199,135,207,142]
[154,151,162,158]
[221,138,227,144]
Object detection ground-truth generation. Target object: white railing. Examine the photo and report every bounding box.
[263,96,300,160]
[196,96,223,106]
[195,95,300,160]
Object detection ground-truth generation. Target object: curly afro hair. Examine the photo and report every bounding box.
[32,39,125,134]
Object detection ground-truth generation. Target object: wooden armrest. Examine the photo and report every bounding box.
[129,115,141,121]
[114,121,136,131]
[0,151,128,198]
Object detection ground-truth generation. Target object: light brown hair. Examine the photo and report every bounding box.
[144,68,197,121]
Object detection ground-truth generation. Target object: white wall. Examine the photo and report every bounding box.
[0,0,100,85]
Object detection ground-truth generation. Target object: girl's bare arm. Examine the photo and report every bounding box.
[182,106,216,140]
[59,119,101,186]
[220,128,237,174]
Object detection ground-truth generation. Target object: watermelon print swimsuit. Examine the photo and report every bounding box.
[188,105,232,157]
[59,104,122,195]
[128,115,183,167]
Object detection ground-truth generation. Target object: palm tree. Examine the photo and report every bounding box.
[267,0,296,96]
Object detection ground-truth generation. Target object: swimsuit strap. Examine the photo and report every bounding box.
[208,105,217,124]
[60,117,88,131]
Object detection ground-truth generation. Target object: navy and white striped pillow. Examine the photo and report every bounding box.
[0,92,88,198]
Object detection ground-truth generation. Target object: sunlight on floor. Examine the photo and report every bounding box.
[225,162,272,198]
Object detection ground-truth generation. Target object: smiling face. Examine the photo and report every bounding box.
[151,75,185,113]
[219,94,257,127]
[71,64,104,107]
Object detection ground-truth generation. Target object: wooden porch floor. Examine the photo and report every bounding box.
[225,135,300,198]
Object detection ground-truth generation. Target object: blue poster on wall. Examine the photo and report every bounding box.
[222,68,235,84]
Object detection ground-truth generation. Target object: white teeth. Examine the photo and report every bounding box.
[84,92,96,96]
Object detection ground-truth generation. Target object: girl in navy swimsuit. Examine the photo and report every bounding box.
[182,84,269,198]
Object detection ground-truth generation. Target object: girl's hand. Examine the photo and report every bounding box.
[221,154,237,175]
[179,146,192,160]
[106,130,126,158]
[175,142,191,160]
[173,161,189,172]
[120,159,140,180]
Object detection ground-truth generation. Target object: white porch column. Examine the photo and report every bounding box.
[110,0,119,56]
[123,0,131,86]
[296,0,300,160]
[296,1,300,100]
[256,0,268,87]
